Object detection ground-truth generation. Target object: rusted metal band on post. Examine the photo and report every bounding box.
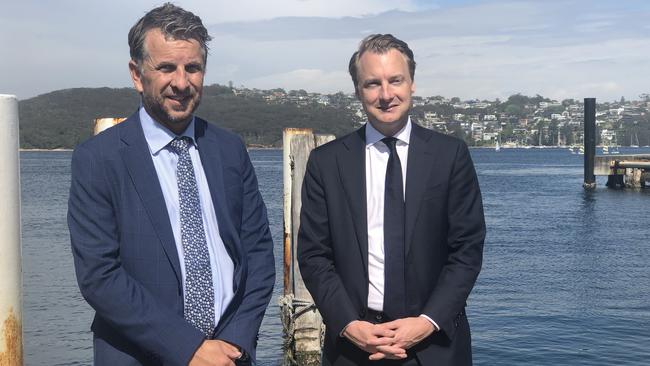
[0,308,22,366]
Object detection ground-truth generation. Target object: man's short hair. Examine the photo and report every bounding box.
[128,3,212,66]
[348,34,416,91]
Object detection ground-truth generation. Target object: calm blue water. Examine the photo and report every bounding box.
[20,147,650,365]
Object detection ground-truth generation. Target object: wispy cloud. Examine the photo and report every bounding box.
[208,0,650,101]
[1,0,649,101]
[181,0,423,23]
[243,69,350,93]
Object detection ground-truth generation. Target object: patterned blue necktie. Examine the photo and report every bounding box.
[169,137,215,337]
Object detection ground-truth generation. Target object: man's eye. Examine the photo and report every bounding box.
[186,65,203,73]
[158,65,175,72]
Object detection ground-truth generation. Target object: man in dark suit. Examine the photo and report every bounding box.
[67,4,274,365]
[298,34,485,365]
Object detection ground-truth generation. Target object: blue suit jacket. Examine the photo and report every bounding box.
[68,112,275,365]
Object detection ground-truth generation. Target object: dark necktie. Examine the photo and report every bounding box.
[381,137,407,319]
[169,137,215,337]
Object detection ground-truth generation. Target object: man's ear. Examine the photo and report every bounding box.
[128,60,144,93]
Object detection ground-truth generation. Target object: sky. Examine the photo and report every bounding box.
[1,0,649,102]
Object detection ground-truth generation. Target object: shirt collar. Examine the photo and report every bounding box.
[139,106,196,155]
[365,116,412,148]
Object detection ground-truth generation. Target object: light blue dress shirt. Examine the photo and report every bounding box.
[139,107,235,329]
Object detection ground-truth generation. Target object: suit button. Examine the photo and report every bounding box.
[375,313,383,322]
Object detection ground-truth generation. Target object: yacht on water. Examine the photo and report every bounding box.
[631,132,640,148]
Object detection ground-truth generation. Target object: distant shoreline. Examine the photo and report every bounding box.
[19,145,646,152]
[20,148,73,152]
[20,147,281,152]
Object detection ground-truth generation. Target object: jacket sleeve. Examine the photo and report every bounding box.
[297,151,359,336]
[421,141,485,341]
[67,145,205,366]
[215,141,275,362]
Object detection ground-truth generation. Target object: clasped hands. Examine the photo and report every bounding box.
[342,317,435,361]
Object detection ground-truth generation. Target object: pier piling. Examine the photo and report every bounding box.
[583,98,596,189]
[281,128,334,366]
[0,95,23,366]
[93,117,126,135]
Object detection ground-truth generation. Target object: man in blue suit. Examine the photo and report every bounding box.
[67,4,274,365]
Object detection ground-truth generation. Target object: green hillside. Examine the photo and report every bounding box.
[18,85,356,149]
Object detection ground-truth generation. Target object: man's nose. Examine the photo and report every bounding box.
[171,69,190,91]
[379,83,393,101]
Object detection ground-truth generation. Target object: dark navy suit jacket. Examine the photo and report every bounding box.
[298,123,485,365]
[68,112,275,365]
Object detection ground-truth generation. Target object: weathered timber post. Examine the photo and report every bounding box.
[642,171,650,188]
[282,129,313,297]
[93,117,126,135]
[280,128,334,366]
[583,98,596,189]
[625,168,643,188]
[0,95,23,366]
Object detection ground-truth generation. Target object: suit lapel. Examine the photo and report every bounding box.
[194,119,241,282]
[339,127,369,274]
[119,114,182,283]
[405,124,435,254]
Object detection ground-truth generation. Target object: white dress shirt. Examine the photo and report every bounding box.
[365,119,410,312]
[364,118,438,330]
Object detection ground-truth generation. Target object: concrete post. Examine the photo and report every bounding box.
[0,95,23,366]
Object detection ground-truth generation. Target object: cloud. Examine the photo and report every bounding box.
[2,0,649,101]
[205,0,650,101]
[242,69,351,93]
[178,0,423,23]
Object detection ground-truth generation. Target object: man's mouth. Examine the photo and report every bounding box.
[379,104,398,112]
[167,95,191,104]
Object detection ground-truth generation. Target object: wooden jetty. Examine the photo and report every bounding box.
[583,98,650,189]
[280,128,334,366]
[594,154,650,188]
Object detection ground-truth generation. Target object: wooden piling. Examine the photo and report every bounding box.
[0,95,23,366]
[626,168,643,188]
[93,117,126,135]
[281,128,335,366]
[283,129,313,296]
[583,98,596,189]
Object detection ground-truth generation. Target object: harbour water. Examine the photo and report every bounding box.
[20,147,650,365]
